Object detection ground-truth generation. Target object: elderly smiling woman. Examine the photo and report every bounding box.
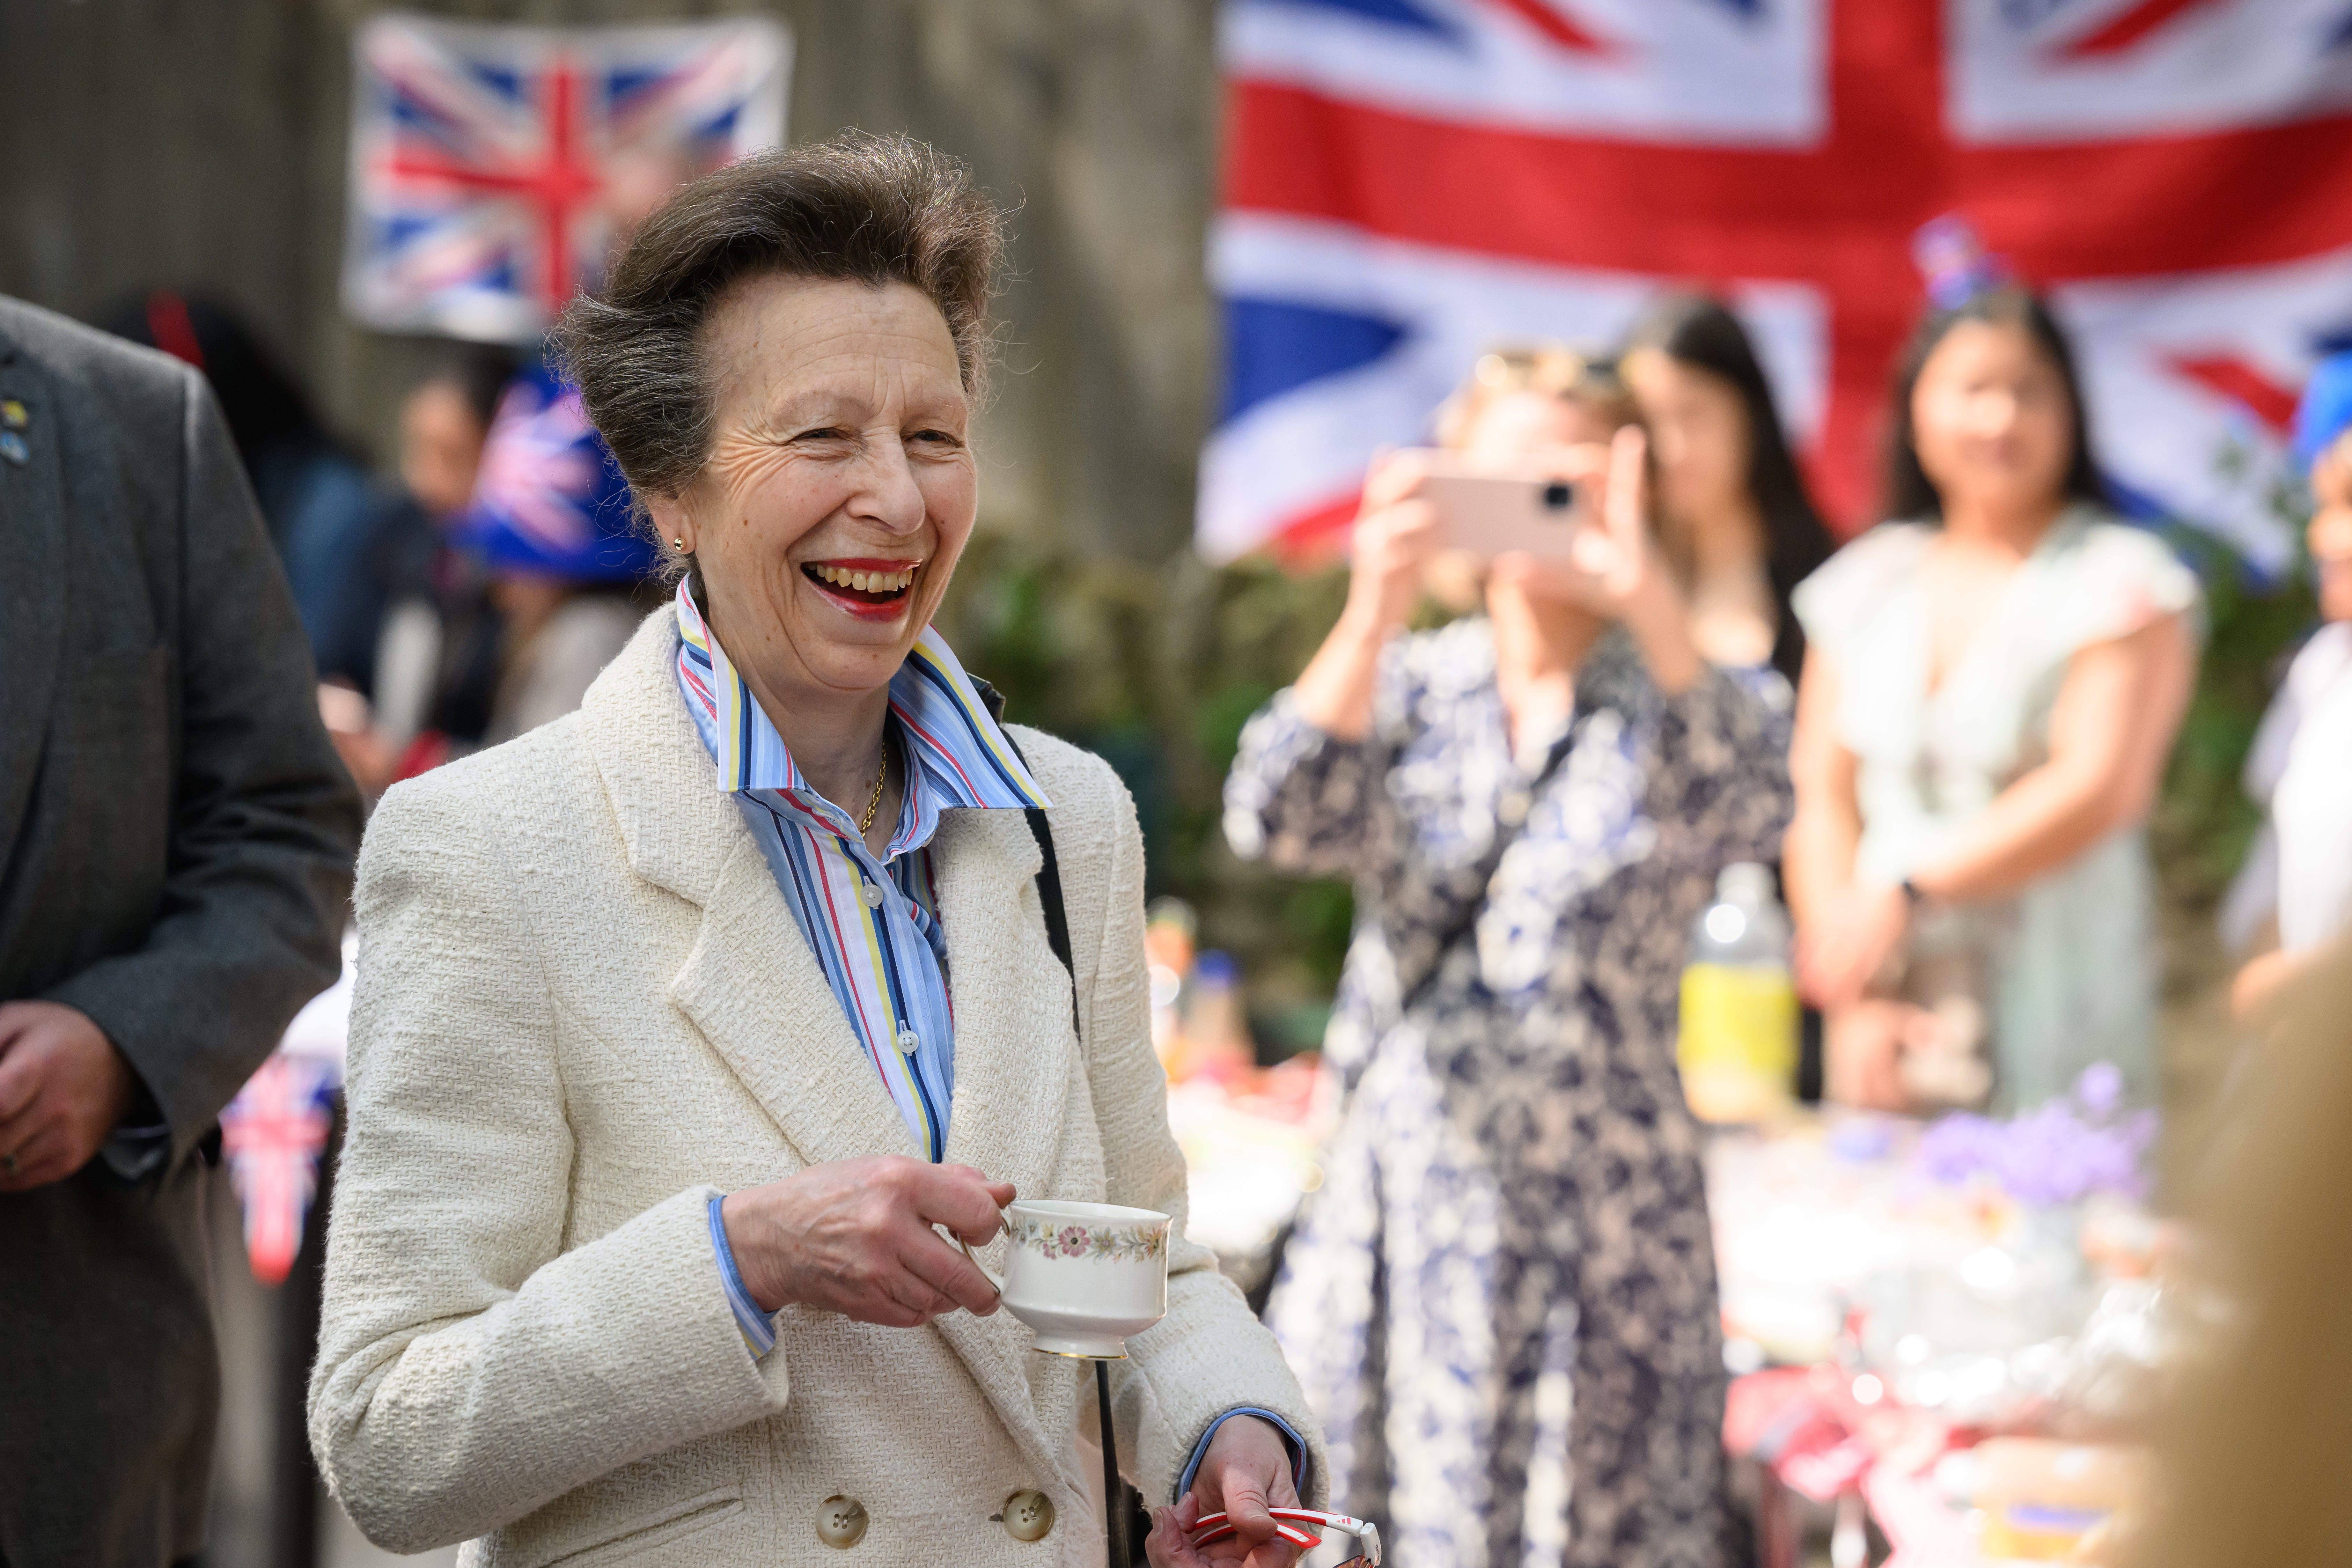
[308,134,1323,1568]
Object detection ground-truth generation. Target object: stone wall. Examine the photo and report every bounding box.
[0,0,1222,557]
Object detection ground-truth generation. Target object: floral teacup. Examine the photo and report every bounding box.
[960,1199,1170,1358]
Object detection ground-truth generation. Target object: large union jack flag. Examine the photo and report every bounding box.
[343,14,789,343]
[1204,0,2352,570]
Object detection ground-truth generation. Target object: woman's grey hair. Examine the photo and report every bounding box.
[555,130,1006,517]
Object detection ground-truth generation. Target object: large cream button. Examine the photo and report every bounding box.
[1496,790,1531,827]
[1001,1489,1055,1542]
[816,1496,868,1549]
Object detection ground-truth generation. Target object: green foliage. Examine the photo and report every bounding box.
[933,537,1357,1000]
[2149,524,2318,911]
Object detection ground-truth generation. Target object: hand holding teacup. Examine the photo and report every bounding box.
[719,1155,1011,1327]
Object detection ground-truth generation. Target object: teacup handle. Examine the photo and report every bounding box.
[942,1224,1004,1297]
[959,1232,1004,1295]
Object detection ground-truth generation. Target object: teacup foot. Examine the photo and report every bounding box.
[1029,1333,1129,1359]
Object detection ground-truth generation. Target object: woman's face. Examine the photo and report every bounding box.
[1626,351,1750,525]
[2311,445,2352,623]
[656,275,975,704]
[400,380,489,523]
[1909,319,2076,523]
[1457,389,1607,468]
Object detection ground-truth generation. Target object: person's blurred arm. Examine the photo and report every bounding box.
[27,371,361,1173]
[1783,648,1862,933]
[1908,612,2193,901]
[1288,454,1439,740]
[2232,944,2319,1027]
[1225,458,1437,880]
[1784,648,1913,1106]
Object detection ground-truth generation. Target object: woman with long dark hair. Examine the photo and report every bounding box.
[1623,295,1836,688]
[1783,283,2199,1112]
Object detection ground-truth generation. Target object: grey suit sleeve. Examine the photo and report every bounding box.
[45,371,363,1162]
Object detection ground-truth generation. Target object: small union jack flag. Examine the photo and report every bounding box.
[342,14,789,342]
[220,1054,342,1287]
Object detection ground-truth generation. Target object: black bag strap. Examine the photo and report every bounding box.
[1024,804,1080,1040]
[970,679,1082,1040]
[974,686,1128,1568]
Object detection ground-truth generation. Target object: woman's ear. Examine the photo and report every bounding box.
[643,491,695,556]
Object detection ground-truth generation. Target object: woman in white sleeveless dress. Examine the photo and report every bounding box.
[1785,285,2200,1112]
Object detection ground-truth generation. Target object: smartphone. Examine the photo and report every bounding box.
[1406,452,1588,562]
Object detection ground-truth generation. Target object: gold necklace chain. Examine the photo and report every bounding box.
[858,743,890,834]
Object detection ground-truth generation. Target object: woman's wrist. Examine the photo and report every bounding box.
[1293,600,1399,740]
[719,1190,795,1313]
[1618,574,1703,694]
[1334,590,1406,646]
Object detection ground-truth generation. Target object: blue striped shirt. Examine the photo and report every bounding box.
[674,579,1049,1171]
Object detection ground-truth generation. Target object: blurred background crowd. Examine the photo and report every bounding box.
[8,1,2352,1565]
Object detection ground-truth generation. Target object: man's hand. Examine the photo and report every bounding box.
[0,1001,137,1192]
[1150,1416,1302,1568]
[719,1156,1012,1327]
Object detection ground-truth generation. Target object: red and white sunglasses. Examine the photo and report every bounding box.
[1188,1507,1382,1566]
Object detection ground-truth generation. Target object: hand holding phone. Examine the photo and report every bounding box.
[1339,450,1445,634]
[1403,452,1592,564]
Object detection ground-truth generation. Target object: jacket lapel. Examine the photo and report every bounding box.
[581,611,917,1166]
[930,805,1079,1209]
[668,835,922,1166]
[0,343,65,846]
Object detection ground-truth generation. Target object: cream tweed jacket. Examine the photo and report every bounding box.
[309,610,1325,1567]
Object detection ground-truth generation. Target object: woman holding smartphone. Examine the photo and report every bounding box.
[1224,348,1791,1567]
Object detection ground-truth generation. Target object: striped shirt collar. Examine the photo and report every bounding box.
[672,578,1048,844]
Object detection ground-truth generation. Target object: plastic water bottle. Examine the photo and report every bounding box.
[1677,862,1799,1123]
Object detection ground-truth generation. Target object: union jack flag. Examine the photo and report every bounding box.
[342,14,789,343]
[1204,0,2352,570]
[220,1053,341,1287]
[220,945,355,1285]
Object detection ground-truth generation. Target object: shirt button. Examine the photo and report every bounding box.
[895,1027,921,1055]
[861,881,885,909]
[1001,1490,1055,1542]
[816,1496,868,1549]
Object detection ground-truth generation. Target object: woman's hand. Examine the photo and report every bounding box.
[1146,1416,1303,1568]
[1796,879,1909,1010]
[1341,451,1444,636]
[1824,999,1913,1110]
[719,1155,1011,1326]
[1292,452,1443,740]
[1493,427,1703,692]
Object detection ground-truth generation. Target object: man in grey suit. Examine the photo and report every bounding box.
[0,295,363,1566]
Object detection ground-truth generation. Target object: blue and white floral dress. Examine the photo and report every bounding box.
[1224,619,1792,1568]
